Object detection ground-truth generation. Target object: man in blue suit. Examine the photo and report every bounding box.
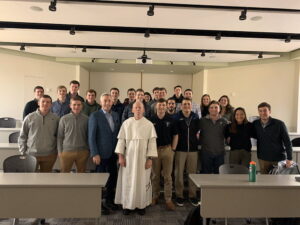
[88,93,120,215]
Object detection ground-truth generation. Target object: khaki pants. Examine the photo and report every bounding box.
[259,159,278,174]
[152,145,174,201]
[59,150,89,173]
[35,154,57,172]
[229,149,251,167]
[175,151,198,198]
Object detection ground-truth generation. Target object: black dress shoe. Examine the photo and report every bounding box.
[105,201,119,211]
[137,208,146,216]
[123,209,131,215]
[101,205,110,215]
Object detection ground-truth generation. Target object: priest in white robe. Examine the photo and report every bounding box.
[114,100,157,215]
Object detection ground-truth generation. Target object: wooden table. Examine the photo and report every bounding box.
[0,173,108,224]
[190,174,300,225]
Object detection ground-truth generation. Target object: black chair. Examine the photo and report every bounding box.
[0,117,16,128]
[219,164,249,174]
[291,138,300,147]
[9,132,20,143]
[3,155,39,225]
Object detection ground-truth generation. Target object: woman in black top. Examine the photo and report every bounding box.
[225,107,253,167]
[200,94,211,117]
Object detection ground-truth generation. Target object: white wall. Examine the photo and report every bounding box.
[0,52,77,120]
[206,61,299,131]
[76,65,90,97]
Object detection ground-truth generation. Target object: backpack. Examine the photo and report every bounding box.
[269,160,300,175]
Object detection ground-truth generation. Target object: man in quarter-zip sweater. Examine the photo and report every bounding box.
[19,95,59,172]
[57,97,89,173]
[173,98,200,207]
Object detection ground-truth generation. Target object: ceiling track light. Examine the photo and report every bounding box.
[192,62,196,66]
[258,52,263,59]
[285,35,291,43]
[141,50,148,64]
[144,29,150,38]
[239,9,247,20]
[147,5,154,16]
[170,61,173,65]
[115,59,118,63]
[82,47,87,53]
[215,32,221,40]
[49,0,57,12]
[201,51,205,57]
[91,58,96,63]
[70,27,76,35]
[20,44,25,51]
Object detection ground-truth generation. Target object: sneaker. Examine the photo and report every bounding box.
[166,200,176,211]
[175,197,184,207]
[152,197,159,206]
[137,208,146,215]
[189,198,200,206]
[123,209,131,215]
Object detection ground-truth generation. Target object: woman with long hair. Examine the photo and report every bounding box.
[218,95,234,121]
[225,107,253,167]
[200,94,211,117]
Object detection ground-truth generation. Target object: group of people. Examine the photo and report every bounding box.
[19,81,293,216]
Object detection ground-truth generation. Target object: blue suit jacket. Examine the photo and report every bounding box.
[88,110,120,159]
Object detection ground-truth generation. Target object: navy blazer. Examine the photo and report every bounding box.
[88,109,120,159]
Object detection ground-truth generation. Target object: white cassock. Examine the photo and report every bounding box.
[114,117,157,210]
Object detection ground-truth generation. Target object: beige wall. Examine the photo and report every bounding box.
[0,52,76,120]
[76,65,90,97]
[90,72,192,102]
[206,61,299,131]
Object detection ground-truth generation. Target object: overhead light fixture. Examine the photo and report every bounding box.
[192,62,196,66]
[141,50,148,64]
[239,9,247,20]
[144,29,150,38]
[201,51,205,57]
[49,0,57,12]
[70,27,76,35]
[82,47,87,53]
[215,32,221,40]
[258,52,263,59]
[20,44,25,51]
[147,5,154,16]
[170,61,173,65]
[115,59,118,64]
[91,58,96,63]
[285,35,291,43]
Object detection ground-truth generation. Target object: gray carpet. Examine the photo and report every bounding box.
[0,202,267,225]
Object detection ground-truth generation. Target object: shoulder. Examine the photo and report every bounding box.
[49,112,60,121]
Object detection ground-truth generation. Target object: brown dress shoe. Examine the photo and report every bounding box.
[166,200,176,211]
[152,197,158,206]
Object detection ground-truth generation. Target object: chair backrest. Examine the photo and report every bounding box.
[3,155,37,172]
[219,164,249,174]
[0,117,16,128]
[292,138,300,147]
[9,131,20,143]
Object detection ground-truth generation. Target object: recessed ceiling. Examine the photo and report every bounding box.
[0,0,299,72]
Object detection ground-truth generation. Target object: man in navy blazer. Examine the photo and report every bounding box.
[88,93,120,214]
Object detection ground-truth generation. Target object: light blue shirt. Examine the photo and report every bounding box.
[102,109,114,132]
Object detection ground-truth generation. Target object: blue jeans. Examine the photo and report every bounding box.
[201,151,224,174]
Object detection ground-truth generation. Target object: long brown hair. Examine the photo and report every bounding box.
[218,95,234,114]
[230,107,248,133]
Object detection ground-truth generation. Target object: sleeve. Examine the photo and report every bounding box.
[22,102,30,120]
[147,137,158,158]
[57,118,65,153]
[251,121,257,139]
[88,114,99,157]
[171,119,179,136]
[115,123,126,154]
[224,124,230,139]
[121,105,129,123]
[280,121,293,160]
[18,117,29,154]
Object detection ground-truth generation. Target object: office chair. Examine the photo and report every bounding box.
[9,132,20,143]
[291,138,300,147]
[218,164,252,225]
[0,117,16,128]
[3,155,45,225]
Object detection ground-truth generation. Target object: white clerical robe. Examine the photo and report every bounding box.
[114,117,158,210]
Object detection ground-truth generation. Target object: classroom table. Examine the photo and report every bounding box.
[0,173,108,224]
[0,128,20,143]
[189,174,300,225]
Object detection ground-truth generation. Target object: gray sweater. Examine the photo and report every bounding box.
[57,112,89,153]
[19,110,59,156]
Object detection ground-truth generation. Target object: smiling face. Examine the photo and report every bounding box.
[184,91,193,100]
[132,101,145,119]
[38,97,52,114]
[70,83,79,95]
[34,88,44,100]
[156,101,167,114]
[167,99,176,112]
[135,91,144,101]
[128,91,136,101]
[70,99,83,115]
[209,103,220,117]
[219,97,228,107]
[86,91,96,104]
[100,95,112,112]
[174,87,182,97]
[181,99,192,114]
[110,89,119,101]
[202,95,210,106]
[258,106,271,121]
[235,109,246,124]
[57,87,67,100]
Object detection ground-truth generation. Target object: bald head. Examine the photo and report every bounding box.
[132,100,145,119]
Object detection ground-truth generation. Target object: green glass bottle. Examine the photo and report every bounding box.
[249,161,256,182]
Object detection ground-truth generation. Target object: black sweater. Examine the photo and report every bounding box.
[253,118,292,161]
[225,122,253,152]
